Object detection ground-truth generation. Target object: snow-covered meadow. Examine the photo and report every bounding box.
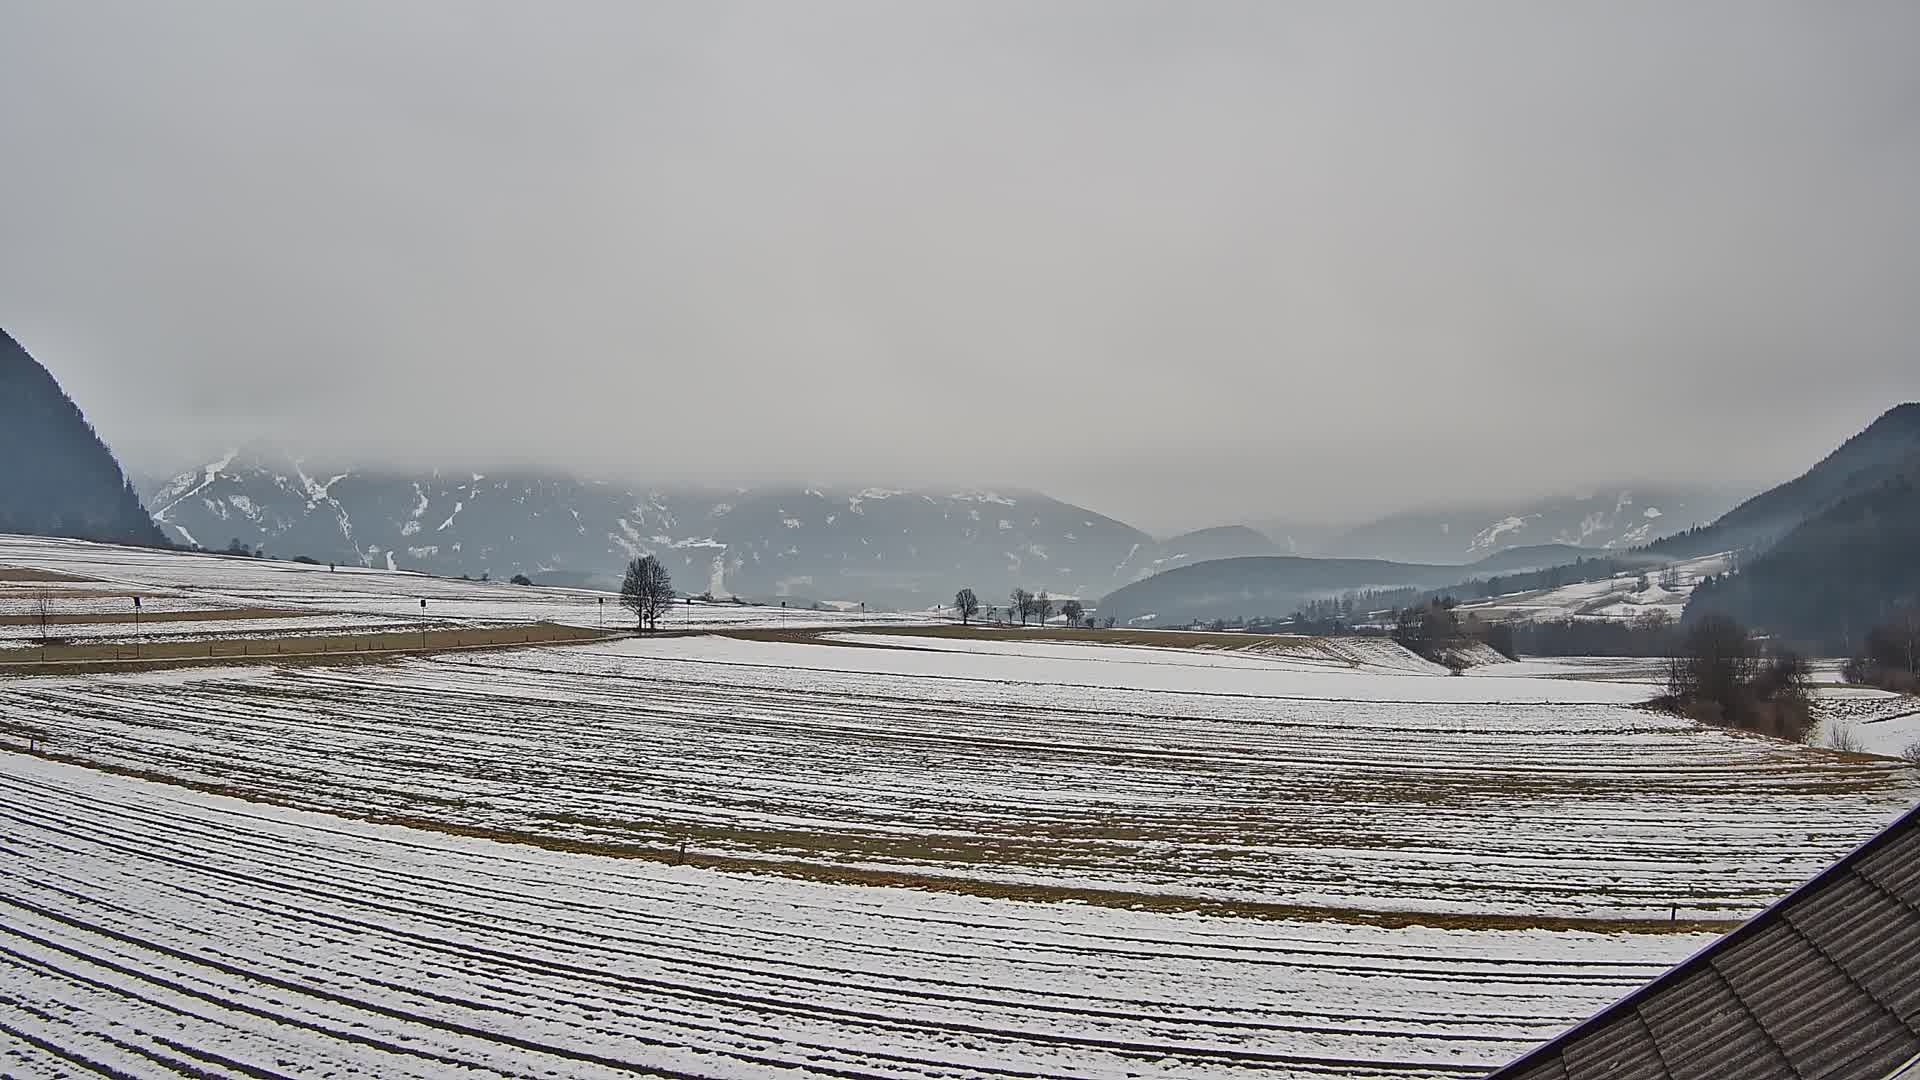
[5,631,1914,925]
[0,533,940,639]
[1452,553,1733,624]
[0,754,1709,1079]
[3,535,1918,1077]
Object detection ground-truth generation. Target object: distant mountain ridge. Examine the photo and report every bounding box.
[1259,488,1739,565]
[145,448,1165,607]
[1095,544,1600,625]
[0,329,165,547]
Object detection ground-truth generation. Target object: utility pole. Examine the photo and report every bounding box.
[420,598,428,651]
[133,595,142,659]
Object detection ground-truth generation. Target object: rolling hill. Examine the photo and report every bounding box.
[1095,545,1598,625]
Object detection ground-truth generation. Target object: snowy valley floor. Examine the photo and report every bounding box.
[2,753,1699,1080]
[3,536,1920,1077]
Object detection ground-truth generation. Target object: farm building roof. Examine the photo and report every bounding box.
[1490,801,1920,1080]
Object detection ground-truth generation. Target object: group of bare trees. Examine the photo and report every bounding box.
[1842,605,1920,693]
[952,587,1092,627]
[1658,614,1812,740]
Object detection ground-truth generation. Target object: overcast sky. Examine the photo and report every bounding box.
[4,2,1918,532]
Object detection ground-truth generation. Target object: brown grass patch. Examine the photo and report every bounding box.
[0,568,90,583]
[728,623,1322,654]
[0,743,1737,935]
[0,607,304,627]
[0,622,610,674]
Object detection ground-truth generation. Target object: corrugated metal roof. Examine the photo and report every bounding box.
[1490,802,1920,1080]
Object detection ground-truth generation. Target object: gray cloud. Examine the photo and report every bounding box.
[4,0,1918,533]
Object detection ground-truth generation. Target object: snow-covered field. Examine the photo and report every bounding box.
[1454,553,1733,623]
[0,612,419,646]
[3,535,1918,1077]
[0,533,940,633]
[0,754,1709,1079]
[5,633,1913,924]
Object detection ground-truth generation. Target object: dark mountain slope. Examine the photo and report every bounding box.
[1686,453,1920,650]
[1657,403,1920,558]
[0,329,165,546]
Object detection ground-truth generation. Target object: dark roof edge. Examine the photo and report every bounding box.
[1488,798,1920,1078]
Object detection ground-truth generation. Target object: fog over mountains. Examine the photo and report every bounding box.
[5,320,1912,651]
[145,448,1165,607]
[139,443,1734,611]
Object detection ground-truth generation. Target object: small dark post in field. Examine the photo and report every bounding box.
[676,839,687,865]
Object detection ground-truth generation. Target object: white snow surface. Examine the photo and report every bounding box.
[0,753,1713,1078]
[0,534,938,633]
[4,534,1919,1077]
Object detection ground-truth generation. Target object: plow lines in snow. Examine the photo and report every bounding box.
[0,754,1698,1079]
[4,635,1915,924]
[3,621,1918,1077]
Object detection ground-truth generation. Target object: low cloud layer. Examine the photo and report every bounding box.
[4,1,1918,531]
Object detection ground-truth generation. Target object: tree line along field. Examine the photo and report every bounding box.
[2,534,1919,1077]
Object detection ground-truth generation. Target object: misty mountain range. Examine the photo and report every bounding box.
[1255,489,1742,566]
[143,447,1168,608]
[1107,403,1920,643]
[135,443,1740,612]
[9,325,1913,647]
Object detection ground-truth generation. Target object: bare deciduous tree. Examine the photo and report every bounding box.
[34,588,52,659]
[1009,588,1033,626]
[1061,599,1084,626]
[620,555,675,632]
[954,588,979,625]
[1032,591,1054,626]
[1666,614,1758,706]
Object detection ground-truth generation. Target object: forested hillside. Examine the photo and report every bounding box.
[1657,403,1920,559]
[1687,456,1920,651]
[0,329,165,546]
